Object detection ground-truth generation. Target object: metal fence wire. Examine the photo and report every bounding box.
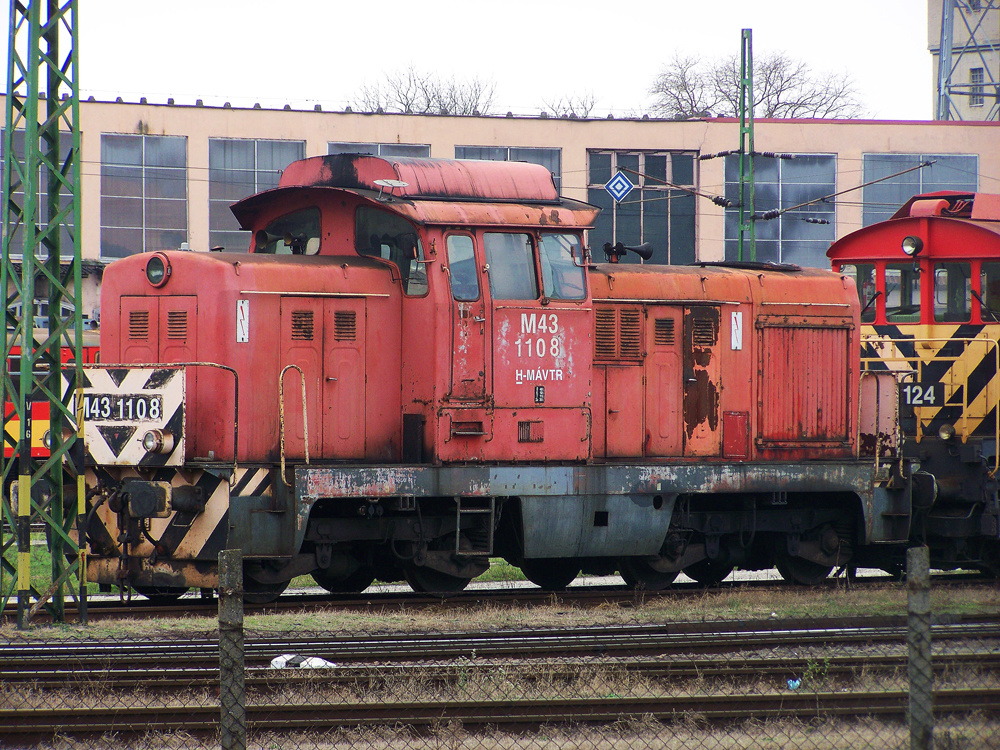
[0,553,997,750]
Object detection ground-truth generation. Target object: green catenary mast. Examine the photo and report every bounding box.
[1,0,86,627]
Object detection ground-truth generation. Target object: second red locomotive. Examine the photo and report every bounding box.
[80,154,909,600]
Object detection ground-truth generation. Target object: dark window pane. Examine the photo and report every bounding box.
[617,153,640,183]
[210,200,241,231]
[102,134,142,166]
[211,229,251,252]
[669,192,696,265]
[328,142,376,154]
[145,199,187,229]
[589,152,612,185]
[146,167,187,199]
[146,228,188,252]
[587,188,614,250]
[101,226,142,257]
[144,136,186,167]
[101,196,143,227]
[642,191,669,263]
[379,143,430,158]
[671,153,694,185]
[256,140,304,171]
[644,155,667,186]
[210,139,254,170]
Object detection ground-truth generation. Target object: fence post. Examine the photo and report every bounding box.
[907,545,933,750]
[219,549,247,750]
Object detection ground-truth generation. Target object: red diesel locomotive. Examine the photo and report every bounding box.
[80,154,910,601]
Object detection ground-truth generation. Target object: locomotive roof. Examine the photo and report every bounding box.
[828,190,1000,263]
[231,154,600,230]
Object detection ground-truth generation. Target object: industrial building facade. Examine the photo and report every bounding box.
[2,96,998,322]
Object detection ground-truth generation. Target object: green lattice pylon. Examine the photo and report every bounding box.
[1,0,85,627]
[737,28,755,262]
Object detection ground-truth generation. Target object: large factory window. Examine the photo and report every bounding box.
[329,142,430,158]
[484,233,538,300]
[209,138,305,251]
[0,128,74,259]
[723,152,836,268]
[455,146,561,189]
[100,134,188,258]
[862,154,978,226]
[587,150,695,265]
[538,233,586,300]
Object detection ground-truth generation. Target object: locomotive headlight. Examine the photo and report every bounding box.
[938,424,956,441]
[142,429,175,454]
[145,253,172,288]
[901,236,924,257]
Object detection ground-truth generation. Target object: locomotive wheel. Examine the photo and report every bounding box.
[311,566,377,594]
[683,559,734,586]
[775,554,833,586]
[403,564,472,596]
[244,578,289,605]
[133,585,188,603]
[518,558,580,590]
[619,558,679,591]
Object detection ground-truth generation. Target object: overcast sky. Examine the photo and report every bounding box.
[4,1,933,120]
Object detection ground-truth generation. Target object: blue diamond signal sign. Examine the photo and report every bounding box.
[605,171,635,203]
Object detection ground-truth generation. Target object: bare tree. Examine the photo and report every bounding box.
[541,93,597,118]
[351,65,496,116]
[650,51,867,119]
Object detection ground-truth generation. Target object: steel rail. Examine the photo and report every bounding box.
[2,618,997,670]
[2,651,997,690]
[2,688,997,742]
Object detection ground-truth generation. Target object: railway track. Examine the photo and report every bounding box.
[3,615,997,670]
[2,616,997,744]
[2,571,990,624]
[3,689,998,742]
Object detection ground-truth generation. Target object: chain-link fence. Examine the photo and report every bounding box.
[1,551,997,750]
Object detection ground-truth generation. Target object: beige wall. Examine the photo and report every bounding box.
[75,100,1000,264]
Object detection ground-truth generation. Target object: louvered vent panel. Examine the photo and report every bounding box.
[654,318,675,346]
[129,311,149,340]
[291,310,314,340]
[692,317,718,346]
[517,420,544,443]
[594,308,617,361]
[619,309,642,359]
[334,310,357,341]
[166,310,187,340]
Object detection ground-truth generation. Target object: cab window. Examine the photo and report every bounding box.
[355,206,427,296]
[933,262,971,322]
[254,208,320,255]
[539,233,586,300]
[839,263,877,323]
[447,235,480,301]
[980,262,1000,322]
[484,233,538,300]
[885,264,921,323]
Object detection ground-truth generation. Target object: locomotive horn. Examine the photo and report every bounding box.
[625,242,654,260]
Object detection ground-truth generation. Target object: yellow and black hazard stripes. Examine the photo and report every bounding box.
[862,323,1000,440]
[85,465,273,574]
